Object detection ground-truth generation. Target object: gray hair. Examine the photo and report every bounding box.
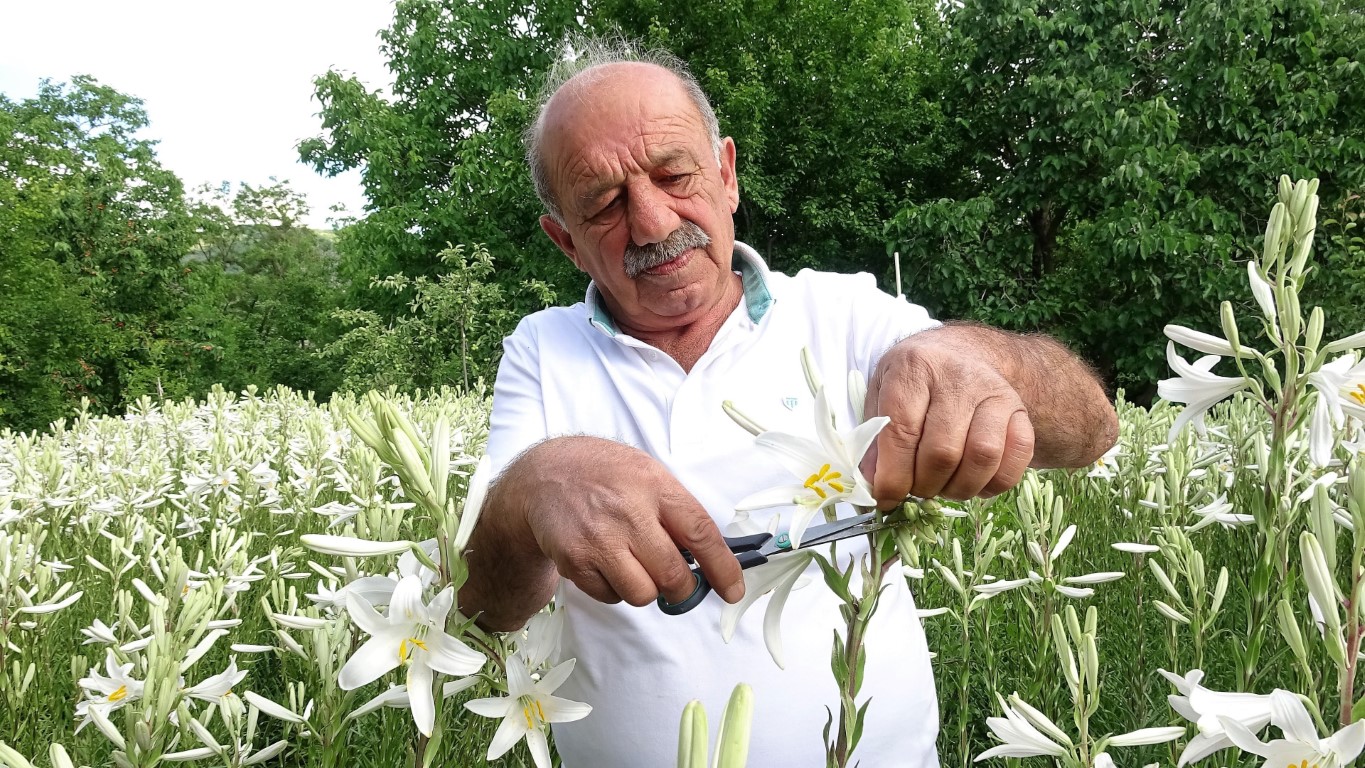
[523,34,723,224]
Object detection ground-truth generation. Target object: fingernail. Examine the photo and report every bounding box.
[721,582,745,604]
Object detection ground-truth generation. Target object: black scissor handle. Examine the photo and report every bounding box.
[657,550,769,615]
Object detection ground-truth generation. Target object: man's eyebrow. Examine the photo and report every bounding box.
[647,147,695,170]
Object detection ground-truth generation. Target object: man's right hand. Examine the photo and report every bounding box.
[461,436,745,631]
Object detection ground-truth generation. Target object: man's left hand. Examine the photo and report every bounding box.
[860,335,1035,504]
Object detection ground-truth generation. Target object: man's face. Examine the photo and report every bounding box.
[537,63,741,334]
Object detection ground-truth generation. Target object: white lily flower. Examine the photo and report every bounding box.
[338,575,486,736]
[184,657,247,702]
[162,748,217,762]
[1158,668,1273,766]
[1247,261,1277,322]
[1088,445,1121,479]
[1063,572,1125,585]
[1186,494,1254,532]
[243,691,307,724]
[972,577,1035,596]
[1054,586,1095,599]
[76,650,144,731]
[1307,354,1365,467]
[975,693,1069,760]
[1049,524,1077,562]
[347,678,482,721]
[1112,542,1159,554]
[1157,343,1250,440]
[454,455,491,551]
[1164,324,1256,359]
[17,589,83,614]
[1324,329,1365,355]
[734,387,887,547]
[720,551,816,669]
[80,619,119,646]
[514,606,564,671]
[465,656,592,768]
[299,534,415,558]
[1220,689,1365,768]
[1108,726,1187,746]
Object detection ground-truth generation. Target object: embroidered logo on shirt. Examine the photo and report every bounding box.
[782,397,799,411]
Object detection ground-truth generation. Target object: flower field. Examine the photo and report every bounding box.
[1,178,1364,768]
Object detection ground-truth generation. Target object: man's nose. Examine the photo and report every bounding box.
[626,183,681,247]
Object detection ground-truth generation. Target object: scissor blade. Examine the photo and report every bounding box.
[787,512,888,550]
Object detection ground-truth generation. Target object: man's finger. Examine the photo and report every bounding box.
[658,499,743,604]
[632,527,707,606]
[863,369,931,509]
[909,389,973,500]
[981,410,1034,497]
[939,403,1011,500]
[595,554,664,607]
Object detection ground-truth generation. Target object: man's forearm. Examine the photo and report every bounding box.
[904,322,1118,467]
[459,445,561,633]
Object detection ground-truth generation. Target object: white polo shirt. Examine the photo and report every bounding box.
[488,243,941,767]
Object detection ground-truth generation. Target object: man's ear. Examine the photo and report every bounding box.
[720,137,739,213]
[540,214,585,271]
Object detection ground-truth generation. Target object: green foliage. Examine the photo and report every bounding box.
[887,0,1365,393]
[321,244,553,392]
[299,0,589,319]
[173,180,348,399]
[0,76,199,430]
[592,0,951,276]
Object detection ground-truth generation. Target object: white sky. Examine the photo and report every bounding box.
[0,1,395,229]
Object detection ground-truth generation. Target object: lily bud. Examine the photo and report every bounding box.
[1278,174,1294,203]
[1148,560,1185,607]
[721,401,766,437]
[800,347,823,399]
[1264,203,1287,269]
[1219,302,1242,358]
[1210,567,1229,617]
[1152,600,1190,625]
[1306,306,1324,355]
[713,683,754,768]
[1276,598,1309,663]
[676,700,707,768]
[1300,532,1343,641]
[0,744,36,768]
[48,744,76,768]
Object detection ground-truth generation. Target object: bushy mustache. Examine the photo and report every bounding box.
[623,221,711,278]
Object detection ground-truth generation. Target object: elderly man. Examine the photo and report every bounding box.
[461,40,1117,767]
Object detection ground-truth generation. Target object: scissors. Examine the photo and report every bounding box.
[656,511,891,615]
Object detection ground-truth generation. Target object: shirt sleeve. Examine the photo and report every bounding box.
[486,319,549,476]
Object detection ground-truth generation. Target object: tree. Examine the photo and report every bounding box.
[172,180,348,398]
[887,0,1365,392]
[320,244,553,393]
[300,0,953,323]
[299,0,589,322]
[0,76,199,430]
[592,0,951,277]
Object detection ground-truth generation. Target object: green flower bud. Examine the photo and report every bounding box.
[714,684,754,768]
[1220,301,1242,357]
[1276,598,1308,663]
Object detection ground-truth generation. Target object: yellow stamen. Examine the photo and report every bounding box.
[828,481,846,493]
[108,685,128,703]
[523,703,535,729]
[397,637,429,665]
[535,700,546,721]
[1350,383,1365,406]
[810,485,827,500]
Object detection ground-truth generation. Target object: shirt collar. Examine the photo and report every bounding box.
[586,241,775,337]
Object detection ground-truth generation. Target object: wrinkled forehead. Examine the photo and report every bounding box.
[539,63,711,184]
